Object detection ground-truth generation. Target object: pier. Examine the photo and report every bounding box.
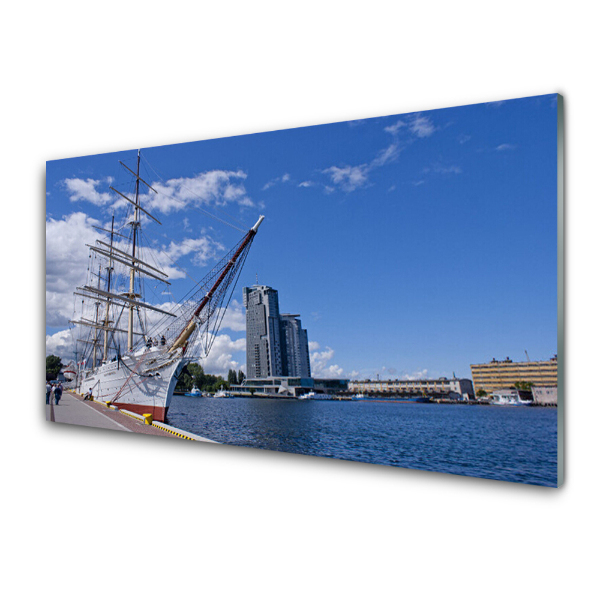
[46,391,218,443]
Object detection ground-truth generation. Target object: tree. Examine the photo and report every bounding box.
[46,355,63,381]
[476,388,488,398]
[514,381,533,391]
[228,369,238,386]
[238,370,245,384]
[175,362,206,391]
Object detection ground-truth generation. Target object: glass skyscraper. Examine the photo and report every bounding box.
[243,285,311,379]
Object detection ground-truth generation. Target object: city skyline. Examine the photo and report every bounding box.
[46,93,558,380]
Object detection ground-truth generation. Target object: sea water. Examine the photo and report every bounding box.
[167,397,558,487]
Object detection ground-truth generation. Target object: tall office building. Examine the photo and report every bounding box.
[280,314,311,378]
[243,285,311,378]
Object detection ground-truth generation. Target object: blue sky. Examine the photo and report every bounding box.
[46,93,558,380]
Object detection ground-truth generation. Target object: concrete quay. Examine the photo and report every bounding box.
[46,391,217,443]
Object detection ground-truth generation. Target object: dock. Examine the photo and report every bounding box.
[46,391,218,443]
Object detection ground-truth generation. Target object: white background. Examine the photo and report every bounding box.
[2,2,598,598]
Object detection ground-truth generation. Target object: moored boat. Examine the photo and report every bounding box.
[298,391,333,400]
[214,387,233,398]
[185,386,203,397]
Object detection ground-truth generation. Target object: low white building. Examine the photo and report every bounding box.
[532,386,558,406]
[348,377,474,400]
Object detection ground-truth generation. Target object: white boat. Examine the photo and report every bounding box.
[185,386,203,397]
[214,387,233,398]
[298,391,333,400]
[352,393,367,400]
[73,150,264,421]
[491,391,533,406]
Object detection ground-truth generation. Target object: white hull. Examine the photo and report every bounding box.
[491,399,532,406]
[78,347,187,420]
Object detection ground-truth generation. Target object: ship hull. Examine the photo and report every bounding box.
[78,347,186,421]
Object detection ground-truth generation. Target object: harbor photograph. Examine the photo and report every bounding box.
[46,93,561,487]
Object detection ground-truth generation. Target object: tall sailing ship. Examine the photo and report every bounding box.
[71,150,263,421]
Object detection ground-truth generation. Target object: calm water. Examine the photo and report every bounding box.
[167,396,558,487]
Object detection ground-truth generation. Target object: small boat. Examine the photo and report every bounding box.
[491,396,532,406]
[185,386,203,397]
[352,393,367,400]
[298,391,333,400]
[214,387,233,398]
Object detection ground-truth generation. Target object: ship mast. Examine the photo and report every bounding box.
[102,215,115,362]
[127,150,141,352]
[73,150,175,363]
[92,266,101,368]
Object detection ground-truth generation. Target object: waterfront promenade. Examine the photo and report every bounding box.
[46,391,217,442]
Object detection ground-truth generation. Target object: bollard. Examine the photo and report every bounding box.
[143,413,153,425]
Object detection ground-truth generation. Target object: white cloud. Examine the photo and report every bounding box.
[160,236,226,270]
[298,181,315,188]
[146,170,252,213]
[410,114,435,138]
[262,173,292,190]
[64,178,112,206]
[323,113,436,194]
[46,329,76,358]
[401,369,429,380]
[197,333,246,376]
[319,364,344,378]
[46,212,104,327]
[496,143,516,151]
[385,114,435,139]
[370,143,400,168]
[384,119,406,135]
[63,169,253,215]
[322,165,369,192]
[310,344,344,378]
[214,300,246,332]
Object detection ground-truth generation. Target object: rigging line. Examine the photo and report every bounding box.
[139,154,247,232]
[139,230,200,286]
[162,190,245,233]
[139,153,240,224]
[206,247,248,356]
[134,231,249,343]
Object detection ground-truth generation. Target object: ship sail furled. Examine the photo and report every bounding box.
[71,150,264,421]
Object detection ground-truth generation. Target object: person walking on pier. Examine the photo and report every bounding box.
[54,382,63,405]
[46,382,51,404]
